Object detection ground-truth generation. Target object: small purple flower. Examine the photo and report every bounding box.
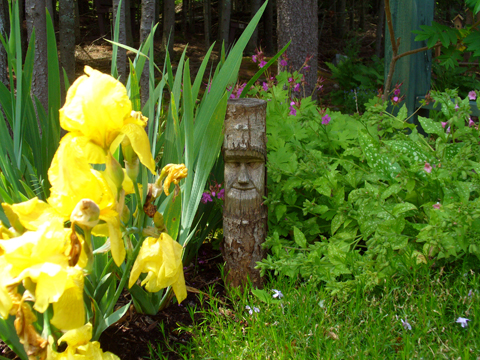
[201,192,213,204]
[447,126,451,134]
[401,319,412,330]
[280,58,287,67]
[217,189,225,200]
[456,317,470,328]
[468,289,473,297]
[303,64,310,72]
[259,60,267,68]
[469,117,475,127]
[293,83,300,92]
[394,88,401,96]
[441,121,448,128]
[321,114,331,125]
[262,82,269,92]
[468,90,476,101]
[289,101,297,116]
[393,96,399,103]
[424,162,432,173]
[455,104,459,110]
[433,202,441,210]
[252,54,257,63]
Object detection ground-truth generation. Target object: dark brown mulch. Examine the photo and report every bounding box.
[0,242,225,360]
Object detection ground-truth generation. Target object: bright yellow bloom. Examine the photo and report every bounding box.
[153,164,188,197]
[59,66,156,174]
[128,233,187,304]
[0,219,86,330]
[48,323,119,359]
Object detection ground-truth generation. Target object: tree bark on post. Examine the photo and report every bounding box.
[277,0,318,97]
[222,98,267,290]
[59,0,76,99]
[26,0,49,114]
[162,0,175,54]
[140,0,155,107]
[113,0,127,83]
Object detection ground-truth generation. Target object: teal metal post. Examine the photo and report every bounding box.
[384,0,434,121]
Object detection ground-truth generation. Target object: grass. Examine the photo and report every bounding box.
[148,257,480,359]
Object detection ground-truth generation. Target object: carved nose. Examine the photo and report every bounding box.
[238,163,250,184]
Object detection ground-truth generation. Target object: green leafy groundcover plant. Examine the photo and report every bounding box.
[248,75,480,295]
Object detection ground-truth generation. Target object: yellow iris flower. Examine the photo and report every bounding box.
[0,219,86,330]
[128,233,187,304]
[48,323,119,359]
[59,66,156,174]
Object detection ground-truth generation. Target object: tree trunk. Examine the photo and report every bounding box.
[0,0,8,89]
[246,0,261,53]
[125,0,134,46]
[222,98,267,290]
[187,0,194,34]
[277,0,318,97]
[26,0,49,114]
[113,0,127,83]
[203,0,211,48]
[162,0,175,54]
[140,0,155,107]
[375,0,384,58]
[219,0,231,48]
[338,0,346,38]
[359,0,366,30]
[59,0,76,98]
[182,0,188,39]
[74,0,80,42]
[264,0,274,54]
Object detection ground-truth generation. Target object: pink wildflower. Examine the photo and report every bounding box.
[321,114,331,125]
[424,162,432,173]
[262,82,268,92]
[289,101,297,116]
[294,83,300,92]
[447,126,451,134]
[441,122,448,128]
[469,117,475,127]
[252,54,257,63]
[259,60,267,68]
[468,90,476,101]
[280,58,287,67]
[433,202,441,210]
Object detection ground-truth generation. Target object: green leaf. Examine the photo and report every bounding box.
[392,202,417,217]
[251,288,281,304]
[0,317,27,360]
[381,183,402,200]
[293,226,307,248]
[275,204,287,222]
[331,213,345,235]
[418,116,446,139]
[164,191,182,241]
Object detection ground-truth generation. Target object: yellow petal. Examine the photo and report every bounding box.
[0,258,13,319]
[50,269,85,330]
[58,323,92,347]
[2,198,62,231]
[102,215,125,266]
[120,123,156,174]
[128,233,186,303]
[60,66,132,149]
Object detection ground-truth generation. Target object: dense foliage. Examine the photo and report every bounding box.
[248,71,480,295]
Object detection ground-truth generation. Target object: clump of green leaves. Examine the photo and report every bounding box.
[251,79,480,295]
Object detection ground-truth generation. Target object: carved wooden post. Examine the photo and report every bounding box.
[222,98,267,289]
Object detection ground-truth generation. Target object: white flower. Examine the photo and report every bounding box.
[401,319,412,330]
[456,317,470,328]
[245,305,260,315]
[272,289,284,299]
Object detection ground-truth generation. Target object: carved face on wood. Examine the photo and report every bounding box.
[224,149,265,216]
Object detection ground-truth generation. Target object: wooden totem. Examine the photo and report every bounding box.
[222,98,267,289]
